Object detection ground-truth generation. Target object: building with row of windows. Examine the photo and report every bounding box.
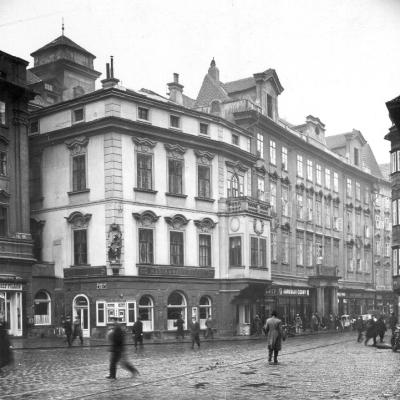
[1,31,395,337]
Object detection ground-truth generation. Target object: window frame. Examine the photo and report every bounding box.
[96,301,106,326]
[0,101,5,125]
[72,107,85,124]
[73,228,88,266]
[199,122,209,135]
[168,158,184,195]
[316,164,322,185]
[170,230,184,266]
[169,114,181,129]
[297,155,303,178]
[229,236,242,267]
[137,106,150,122]
[199,233,212,267]
[197,164,211,199]
[269,140,276,165]
[137,152,153,191]
[281,146,288,171]
[138,227,154,264]
[72,154,87,192]
[232,134,239,146]
[257,133,264,159]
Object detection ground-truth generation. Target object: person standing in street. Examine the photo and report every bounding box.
[364,316,377,346]
[355,316,364,343]
[107,318,139,380]
[376,316,387,343]
[132,316,143,350]
[72,316,83,345]
[311,313,319,332]
[264,310,283,364]
[190,318,201,349]
[0,320,13,373]
[295,314,302,334]
[175,314,185,340]
[389,312,398,336]
[253,314,262,336]
[205,317,214,339]
[63,316,73,347]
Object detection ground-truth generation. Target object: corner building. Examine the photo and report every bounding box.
[28,36,271,337]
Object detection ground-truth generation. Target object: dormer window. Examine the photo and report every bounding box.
[267,94,273,119]
[315,126,320,136]
[210,100,221,114]
[72,108,84,123]
[354,148,360,166]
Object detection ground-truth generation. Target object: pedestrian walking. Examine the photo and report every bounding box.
[376,316,387,343]
[311,313,319,332]
[295,314,302,334]
[389,312,398,336]
[190,318,201,349]
[63,316,73,347]
[107,318,139,380]
[254,314,262,336]
[355,316,364,342]
[0,321,13,373]
[205,317,214,339]
[364,316,377,346]
[174,314,185,340]
[264,310,284,364]
[72,316,83,345]
[132,316,143,349]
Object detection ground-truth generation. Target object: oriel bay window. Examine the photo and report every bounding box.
[250,237,267,268]
[229,236,242,267]
[139,228,153,264]
[199,234,211,267]
[170,231,184,266]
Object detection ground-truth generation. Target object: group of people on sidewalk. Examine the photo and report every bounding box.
[355,312,398,346]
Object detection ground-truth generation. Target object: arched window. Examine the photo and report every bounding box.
[231,174,239,198]
[199,296,212,329]
[138,295,154,332]
[210,100,221,114]
[34,290,51,325]
[167,291,187,330]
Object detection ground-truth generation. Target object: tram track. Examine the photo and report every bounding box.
[2,335,354,400]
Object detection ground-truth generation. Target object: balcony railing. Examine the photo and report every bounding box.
[225,197,269,216]
[229,99,262,114]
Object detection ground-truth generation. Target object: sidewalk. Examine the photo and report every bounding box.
[10,328,344,350]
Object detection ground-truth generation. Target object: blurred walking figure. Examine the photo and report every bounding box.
[132,316,143,350]
[376,316,387,343]
[205,317,214,339]
[190,318,201,349]
[389,312,398,336]
[0,320,13,373]
[295,314,302,334]
[364,316,377,346]
[355,316,364,343]
[72,316,83,345]
[63,316,73,347]
[311,313,319,332]
[174,314,185,340]
[264,311,283,364]
[107,318,139,379]
[254,314,262,336]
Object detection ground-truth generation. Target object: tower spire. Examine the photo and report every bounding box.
[62,17,64,36]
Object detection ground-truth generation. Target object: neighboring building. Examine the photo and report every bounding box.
[194,60,394,321]
[0,51,35,336]
[385,94,400,310]
[28,36,271,337]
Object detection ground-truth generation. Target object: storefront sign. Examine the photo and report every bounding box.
[96,283,107,290]
[138,265,214,278]
[265,287,309,297]
[0,283,22,291]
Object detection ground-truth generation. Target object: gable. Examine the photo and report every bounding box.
[194,74,230,108]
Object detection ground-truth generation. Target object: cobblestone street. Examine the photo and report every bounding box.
[1,332,399,400]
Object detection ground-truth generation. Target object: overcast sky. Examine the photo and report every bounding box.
[1,0,399,164]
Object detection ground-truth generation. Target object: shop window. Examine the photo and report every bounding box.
[34,290,51,325]
[138,295,154,332]
[167,291,187,331]
[106,302,127,324]
[199,296,212,329]
[96,301,106,326]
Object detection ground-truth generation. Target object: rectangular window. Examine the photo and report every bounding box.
[270,140,276,165]
[392,152,397,174]
[355,182,361,201]
[325,202,331,228]
[127,302,136,326]
[44,83,54,91]
[30,120,39,134]
[232,134,239,145]
[251,237,259,267]
[200,123,208,135]
[376,239,381,256]
[73,229,87,265]
[250,237,267,268]
[297,155,303,177]
[0,152,6,176]
[170,115,180,128]
[257,176,265,201]
[354,148,359,166]
[297,237,304,266]
[271,233,277,262]
[282,146,288,171]
[282,233,289,264]
[229,236,242,266]
[347,211,353,234]
[346,178,352,197]
[306,238,313,267]
[296,193,304,220]
[138,107,149,121]
[333,172,339,192]
[168,159,183,194]
[325,239,331,267]
[199,234,211,267]
[325,169,331,189]
[72,155,86,192]
[307,160,313,181]
[170,231,184,266]
[267,94,273,118]
[316,198,322,226]
[270,181,277,213]
[0,206,7,236]
[385,242,391,257]
[316,164,322,185]
[0,101,5,124]
[72,108,84,123]
[96,301,106,326]
[393,200,398,226]
[393,249,398,276]
[364,187,370,204]
[139,228,154,264]
[137,153,153,190]
[257,133,264,158]
[198,165,211,198]
[282,186,289,217]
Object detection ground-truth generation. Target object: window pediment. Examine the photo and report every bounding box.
[65,211,92,228]
[132,137,157,152]
[194,150,215,165]
[225,160,248,173]
[194,218,217,232]
[165,214,190,229]
[132,210,160,226]
[164,143,186,159]
[65,136,88,156]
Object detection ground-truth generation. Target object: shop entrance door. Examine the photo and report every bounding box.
[237,304,251,335]
[0,291,23,336]
[73,295,90,337]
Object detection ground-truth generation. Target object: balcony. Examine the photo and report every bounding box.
[224,197,269,217]
[137,264,214,279]
[0,236,34,262]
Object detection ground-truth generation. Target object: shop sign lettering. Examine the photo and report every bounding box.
[96,283,107,290]
[0,282,22,291]
[280,288,309,296]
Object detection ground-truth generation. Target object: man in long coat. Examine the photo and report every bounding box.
[264,311,283,364]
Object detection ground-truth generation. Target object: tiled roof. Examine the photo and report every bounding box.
[194,74,230,108]
[31,35,95,58]
[223,77,255,93]
[182,94,196,108]
[362,144,383,179]
[325,134,347,149]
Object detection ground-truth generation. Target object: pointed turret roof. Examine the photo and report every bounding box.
[31,35,95,58]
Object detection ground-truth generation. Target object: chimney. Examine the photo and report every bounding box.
[101,56,120,89]
[167,72,184,105]
[208,58,220,81]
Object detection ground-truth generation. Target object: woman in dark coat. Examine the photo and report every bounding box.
[0,322,13,372]
[376,316,387,343]
[264,311,283,364]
